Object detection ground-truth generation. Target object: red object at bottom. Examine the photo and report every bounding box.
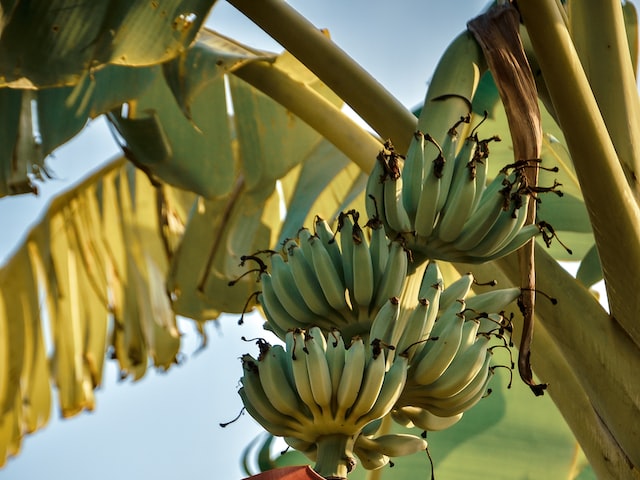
[243,465,325,480]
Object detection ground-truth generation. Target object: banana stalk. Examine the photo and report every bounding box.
[227,0,417,151]
[518,0,640,351]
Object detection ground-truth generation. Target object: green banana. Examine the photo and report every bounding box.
[351,220,375,311]
[371,239,408,313]
[413,138,443,240]
[339,212,356,298]
[356,433,428,458]
[420,356,493,418]
[436,135,478,243]
[336,336,366,419]
[356,355,408,426]
[347,346,387,421]
[421,335,490,397]
[314,216,344,283]
[395,406,463,432]
[239,354,306,438]
[258,274,308,333]
[395,299,433,361]
[354,445,390,470]
[365,160,389,233]
[286,239,337,320]
[258,344,307,420]
[438,272,474,313]
[452,171,511,251]
[270,253,318,323]
[368,296,400,348]
[401,131,426,220]
[464,287,520,317]
[308,234,349,312]
[289,330,322,419]
[368,222,390,294]
[304,327,333,417]
[383,172,413,233]
[325,331,346,416]
[411,312,465,386]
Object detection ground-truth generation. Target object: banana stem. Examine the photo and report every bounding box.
[518,0,640,348]
[568,0,640,196]
[233,61,381,174]
[313,434,356,479]
[226,0,417,152]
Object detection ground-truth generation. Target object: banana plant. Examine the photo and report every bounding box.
[0,0,639,479]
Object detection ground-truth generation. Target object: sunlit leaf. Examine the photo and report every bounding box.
[0,0,217,88]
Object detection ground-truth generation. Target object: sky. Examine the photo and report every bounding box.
[0,1,494,479]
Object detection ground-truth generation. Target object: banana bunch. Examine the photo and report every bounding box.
[254,213,409,341]
[237,326,412,476]
[365,129,545,264]
[391,262,518,422]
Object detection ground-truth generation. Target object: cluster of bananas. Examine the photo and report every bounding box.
[237,231,519,475]
[365,127,546,264]
[233,30,553,477]
[253,212,408,340]
[239,326,425,474]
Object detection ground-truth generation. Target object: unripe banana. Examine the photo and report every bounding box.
[351,221,375,310]
[479,195,530,258]
[339,212,356,297]
[365,160,390,233]
[466,201,525,258]
[360,417,384,437]
[464,287,520,317]
[383,173,413,233]
[372,239,408,313]
[354,445,390,470]
[356,433,428,458]
[325,331,346,415]
[413,146,442,239]
[314,216,344,282]
[453,171,511,251]
[286,239,335,319]
[421,358,493,418]
[436,135,478,243]
[368,222,389,294]
[238,387,303,440]
[239,354,306,437]
[368,296,400,347]
[422,335,490,397]
[482,223,541,262]
[307,234,349,312]
[347,345,387,421]
[259,273,307,333]
[304,327,333,416]
[401,131,426,219]
[396,406,463,432]
[270,253,317,323]
[289,330,322,418]
[258,344,307,420]
[438,273,474,313]
[411,312,465,386]
[395,298,433,360]
[356,355,408,427]
[336,336,366,419]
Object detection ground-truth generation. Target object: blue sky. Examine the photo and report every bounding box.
[0,2,489,479]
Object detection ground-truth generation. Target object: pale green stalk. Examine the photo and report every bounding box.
[233,61,382,174]
[568,0,640,195]
[227,0,417,152]
[518,0,640,349]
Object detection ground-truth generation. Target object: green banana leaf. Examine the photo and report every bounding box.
[0,29,377,465]
[0,0,216,88]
